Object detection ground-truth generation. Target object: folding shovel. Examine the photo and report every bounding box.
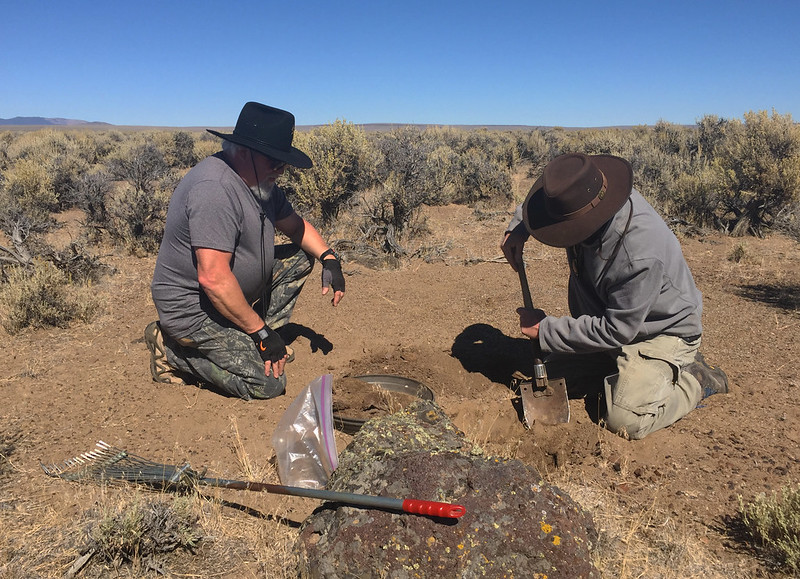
[512,256,570,427]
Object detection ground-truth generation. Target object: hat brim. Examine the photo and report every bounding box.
[523,154,633,247]
[207,129,313,169]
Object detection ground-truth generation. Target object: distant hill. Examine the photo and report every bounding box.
[0,116,648,132]
[303,123,643,132]
[0,116,111,126]
[345,123,552,132]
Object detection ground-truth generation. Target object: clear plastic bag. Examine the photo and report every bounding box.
[271,374,338,489]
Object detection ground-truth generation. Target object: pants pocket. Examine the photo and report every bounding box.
[609,345,679,416]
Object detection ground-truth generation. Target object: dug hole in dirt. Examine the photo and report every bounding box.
[2,203,800,577]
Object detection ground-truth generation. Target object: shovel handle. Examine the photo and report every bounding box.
[516,259,535,310]
[516,258,544,359]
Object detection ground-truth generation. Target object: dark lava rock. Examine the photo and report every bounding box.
[296,400,598,578]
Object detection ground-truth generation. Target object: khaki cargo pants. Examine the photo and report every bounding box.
[545,335,703,440]
[162,244,313,400]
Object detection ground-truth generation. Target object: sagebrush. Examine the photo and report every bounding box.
[1,110,799,333]
[739,485,800,571]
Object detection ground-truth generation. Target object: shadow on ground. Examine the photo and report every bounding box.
[278,322,334,354]
[735,283,800,312]
[451,323,535,387]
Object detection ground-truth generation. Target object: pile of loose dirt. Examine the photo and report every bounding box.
[331,376,422,421]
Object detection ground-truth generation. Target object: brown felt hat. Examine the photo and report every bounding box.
[207,102,312,168]
[522,153,633,247]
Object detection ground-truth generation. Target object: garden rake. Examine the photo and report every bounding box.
[41,441,465,519]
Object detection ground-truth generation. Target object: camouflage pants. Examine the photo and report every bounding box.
[546,335,703,440]
[162,244,313,400]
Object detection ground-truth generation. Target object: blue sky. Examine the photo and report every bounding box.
[1,0,798,127]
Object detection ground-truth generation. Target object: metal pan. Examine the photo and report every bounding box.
[332,374,435,434]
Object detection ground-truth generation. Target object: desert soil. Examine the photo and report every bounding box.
[2,202,800,577]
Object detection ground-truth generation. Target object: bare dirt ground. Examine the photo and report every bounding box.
[2,202,800,577]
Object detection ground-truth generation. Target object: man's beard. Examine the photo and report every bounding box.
[251,181,275,201]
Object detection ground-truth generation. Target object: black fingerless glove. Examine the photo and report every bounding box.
[321,249,345,293]
[249,326,286,363]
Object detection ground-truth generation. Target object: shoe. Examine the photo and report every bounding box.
[285,345,295,364]
[144,321,184,384]
[684,352,729,399]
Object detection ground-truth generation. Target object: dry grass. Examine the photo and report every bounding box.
[0,356,51,383]
[230,416,269,483]
[0,430,301,578]
[728,242,747,263]
[461,391,523,460]
[372,383,407,415]
[559,480,726,578]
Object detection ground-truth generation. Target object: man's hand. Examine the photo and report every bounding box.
[321,250,345,306]
[517,307,546,340]
[501,231,528,272]
[275,214,346,307]
[249,326,288,377]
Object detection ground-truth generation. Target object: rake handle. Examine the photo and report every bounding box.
[402,498,466,518]
[200,478,465,519]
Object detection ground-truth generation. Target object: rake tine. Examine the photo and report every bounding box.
[43,441,140,481]
[42,441,201,488]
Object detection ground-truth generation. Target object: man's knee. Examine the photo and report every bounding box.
[246,373,286,400]
[603,406,647,440]
[207,364,286,400]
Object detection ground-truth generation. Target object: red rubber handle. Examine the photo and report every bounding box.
[402,499,466,518]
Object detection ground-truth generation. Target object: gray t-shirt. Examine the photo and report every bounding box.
[151,153,294,338]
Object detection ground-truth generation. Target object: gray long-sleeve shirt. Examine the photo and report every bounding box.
[507,189,702,354]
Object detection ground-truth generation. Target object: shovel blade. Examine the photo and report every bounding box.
[519,377,570,427]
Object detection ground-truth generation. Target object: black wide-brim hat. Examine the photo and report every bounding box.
[207,101,313,169]
[523,153,633,247]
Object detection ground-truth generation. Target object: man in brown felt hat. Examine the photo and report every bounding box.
[501,153,728,439]
[146,102,345,400]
